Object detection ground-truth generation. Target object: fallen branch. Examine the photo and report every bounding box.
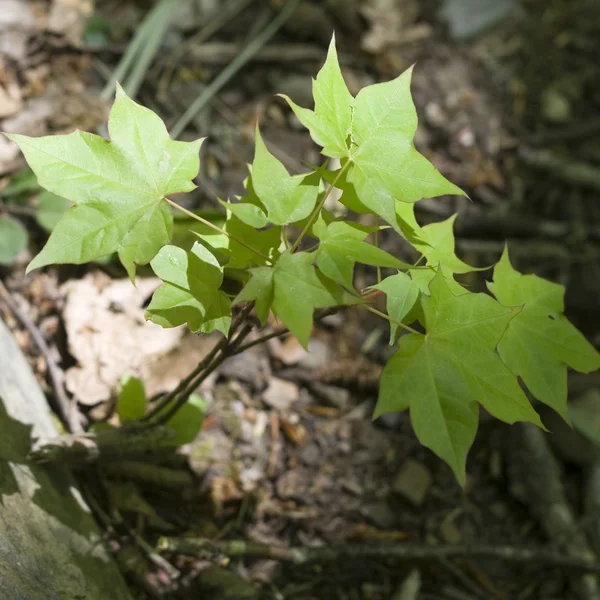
[157,537,600,574]
[28,425,176,465]
[507,424,600,599]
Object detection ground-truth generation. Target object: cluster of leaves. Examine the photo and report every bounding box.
[6,37,599,483]
[0,168,70,265]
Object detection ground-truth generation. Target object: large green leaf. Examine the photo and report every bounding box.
[376,271,543,484]
[313,216,411,289]
[279,35,353,158]
[488,248,600,421]
[146,242,231,336]
[7,84,202,277]
[251,128,320,225]
[0,216,28,265]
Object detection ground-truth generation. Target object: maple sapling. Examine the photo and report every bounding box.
[7,36,600,484]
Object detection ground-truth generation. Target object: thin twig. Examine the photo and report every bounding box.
[290,160,351,252]
[170,0,302,139]
[142,305,253,423]
[157,537,600,574]
[0,280,83,433]
[362,304,420,335]
[164,197,273,263]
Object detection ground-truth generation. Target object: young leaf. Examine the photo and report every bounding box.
[117,374,147,422]
[234,266,274,325]
[263,251,360,348]
[371,272,420,344]
[223,199,268,229]
[279,35,353,158]
[36,192,71,232]
[314,217,411,289]
[194,210,281,270]
[376,271,543,484]
[411,215,478,274]
[251,128,320,225]
[146,242,231,335]
[488,248,600,422]
[282,36,463,231]
[409,266,467,297]
[0,216,28,265]
[7,84,203,278]
[161,393,208,446]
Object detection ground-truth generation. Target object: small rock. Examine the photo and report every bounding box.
[392,460,432,507]
[300,443,322,466]
[276,468,308,500]
[440,0,517,41]
[299,338,332,370]
[360,501,396,529]
[342,479,364,496]
[262,377,299,411]
[311,382,352,412]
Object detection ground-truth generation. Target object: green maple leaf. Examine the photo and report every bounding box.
[488,248,600,421]
[313,216,411,289]
[146,242,231,336]
[251,127,320,225]
[272,252,360,347]
[411,215,479,274]
[279,35,353,158]
[235,251,359,348]
[282,36,464,231]
[372,272,420,344]
[376,271,543,484]
[6,84,202,278]
[222,175,269,229]
[234,267,274,325]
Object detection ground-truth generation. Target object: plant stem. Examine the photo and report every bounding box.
[164,197,273,263]
[362,304,420,335]
[142,305,253,423]
[374,228,381,283]
[290,160,351,253]
[170,0,301,139]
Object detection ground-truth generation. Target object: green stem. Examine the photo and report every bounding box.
[374,228,381,283]
[290,160,351,253]
[164,197,273,264]
[362,304,420,335]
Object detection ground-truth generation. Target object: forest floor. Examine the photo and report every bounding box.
[1,1,600,599]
